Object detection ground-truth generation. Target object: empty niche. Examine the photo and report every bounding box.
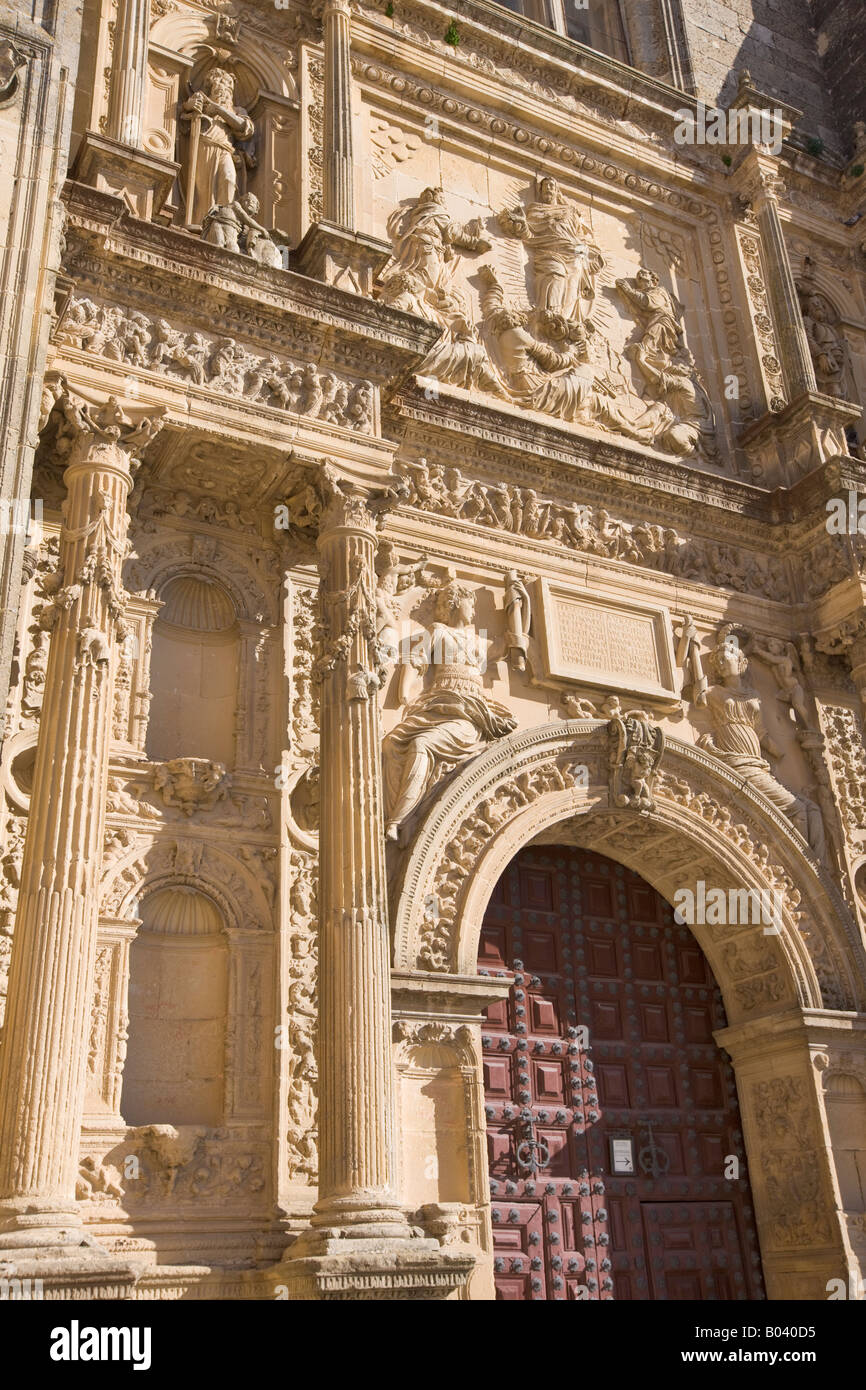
[121,886,228,1128]
[146,574,239,766]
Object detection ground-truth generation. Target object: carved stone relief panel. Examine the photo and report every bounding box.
[372,171,724,462]
[392,458,789,602]
[56,296,376,434]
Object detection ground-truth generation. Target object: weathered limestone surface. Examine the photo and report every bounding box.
[0,0,863,1302]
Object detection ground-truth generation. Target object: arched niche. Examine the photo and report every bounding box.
[121,885,228,1129]
[146,573,239,767]
[144,15,300,237]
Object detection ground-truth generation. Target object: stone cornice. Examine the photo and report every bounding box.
[60,181,440,380]
[352,0,850,203]
[387,383,768,517]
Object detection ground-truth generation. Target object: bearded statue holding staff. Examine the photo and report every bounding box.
[182,66,254,228]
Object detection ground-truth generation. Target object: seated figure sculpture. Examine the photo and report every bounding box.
[382,578,516,839]
[698,634,825,859]
[477,266,696,455]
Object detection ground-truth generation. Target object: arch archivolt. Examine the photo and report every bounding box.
[392,720,865,1024]
[99,835,273,934]
[124,533,279,627]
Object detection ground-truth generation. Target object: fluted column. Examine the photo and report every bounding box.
[735,150,817,400]
[309,481,407,1238]
[323,0,355,230]
[0,391,162,1256]
[106,0,151,148]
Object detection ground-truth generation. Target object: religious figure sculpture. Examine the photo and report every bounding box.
[798,289,847,398]
[380,187,491,326]
[503,570,532,671]
[698,633,825,858]
[202,192,282,267]
[497,175,604,329]
[615,269,713,454]
[182,66,254,228]
[478,266,695,454]
[379,188,499,390]
[382,578,516,838]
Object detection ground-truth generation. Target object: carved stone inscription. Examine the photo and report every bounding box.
[536,580,677,700]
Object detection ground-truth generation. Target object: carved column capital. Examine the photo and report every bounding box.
[733,150,787,210]
[40,383,165,482]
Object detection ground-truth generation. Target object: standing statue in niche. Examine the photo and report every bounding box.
[497,175,605,330]
[698,633,825,858]
[182,66,254,228]
[382,578,516,839]
[798,289,848,399]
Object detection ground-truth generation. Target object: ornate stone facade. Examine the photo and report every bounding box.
[0,0,864,1304]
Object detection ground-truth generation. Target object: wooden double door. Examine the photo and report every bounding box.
[479,845,765,1301]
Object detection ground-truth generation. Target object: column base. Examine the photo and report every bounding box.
[272,1236,474,1301]
[0,1201,139,1297]
[292,220,392,296]
[739,390,861,485]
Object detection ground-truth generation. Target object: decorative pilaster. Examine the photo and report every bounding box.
[734,149,861,482]
[277,467,472,1298]
[323,0,354,231]
[735,150,816,401]
[72,0,177,222]
[0,390,162,1283]
[106,0,151,148]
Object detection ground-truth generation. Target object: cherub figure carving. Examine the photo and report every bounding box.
[202,192,282,267]
[749,635,812,728]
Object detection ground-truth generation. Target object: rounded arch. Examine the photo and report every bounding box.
[99,837,273,934]
[150,15,298,101]
[124,535,278,626]
[122,881,230,1128]
[391,720,864,1023]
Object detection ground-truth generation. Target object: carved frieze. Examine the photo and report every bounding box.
[56,296,376,433]
[393,458,788,602]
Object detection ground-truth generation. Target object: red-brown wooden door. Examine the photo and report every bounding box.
[479,845,765,1301]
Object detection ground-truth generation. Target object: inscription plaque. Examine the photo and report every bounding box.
[535,580,677,701]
